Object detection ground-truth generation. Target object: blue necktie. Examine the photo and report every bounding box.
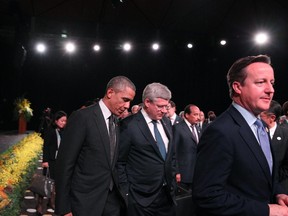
[152,120,166,160]
[255,119,273,174]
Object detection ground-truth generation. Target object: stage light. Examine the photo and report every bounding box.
[93,44,101,52]
[220,40,227,46]
[35,43,46,53]
[61,34,68,38]
[65,42,76,53]
[254,32,269,45]
[187,43,193,49]
[152,43,159,50]
[123,43,132,51]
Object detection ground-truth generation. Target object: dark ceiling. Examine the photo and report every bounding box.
[1,0,288,42]
[1,0,288,130]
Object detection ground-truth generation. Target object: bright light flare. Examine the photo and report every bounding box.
[187,43,193,49]
[152,43,159,50]
[93,44,101,51]
[220,40,227,46]
[36,43,46,53]
[254,32,269,45]
[65,42,76,53]
[123,43,132,51]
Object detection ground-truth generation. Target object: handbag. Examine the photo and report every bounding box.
[29,167,55,198]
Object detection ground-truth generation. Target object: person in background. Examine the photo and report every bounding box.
[206,110,216,124]
[117,82,177,216]
[131,104,140,114]
[38,107,52,137]
[260,100,288,193]
[37,110,67,215]
[55,76,136,216]
[119,109,131,120]
[166,100,183,125]
[193,55,288,216]
[281,101,288,128]
[174,104,200,191]
[198,110,208,133]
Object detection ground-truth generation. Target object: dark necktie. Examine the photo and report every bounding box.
[109,114,116,163]
[190,125,199,144]
[152,120,166,160]
[254,119,273,174]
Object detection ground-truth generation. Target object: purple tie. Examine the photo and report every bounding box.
[255,119,273,174]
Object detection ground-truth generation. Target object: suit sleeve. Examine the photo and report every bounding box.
[192,126,269,216]
[117,120,131,197]
[55,111,86,215]
[42,128,54,162]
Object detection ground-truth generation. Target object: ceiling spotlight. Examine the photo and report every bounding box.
[93,44,101,52]
[187,43,193,49]
[123,43,132,51]
[220,40,227,46]
[65,42,76,53]
[36,43,46,53]
[254,32,269,45]
[152,43,159,50]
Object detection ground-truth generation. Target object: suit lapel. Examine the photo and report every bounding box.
[181,121,196,143]
[228,106,272,185]
[161,118,173,158]
[93,103,112,167]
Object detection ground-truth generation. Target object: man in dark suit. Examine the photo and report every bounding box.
[166,100,183,126]
[260,100,288,193]
[198,110,208,134]
[174,104,200,190]
[281,101,288,128]
[117,82,177,216]
[55,76,136,216]
[192,55,288,215]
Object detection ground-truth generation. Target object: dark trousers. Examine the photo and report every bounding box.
[102,188,122,216]
[127,186,175,216]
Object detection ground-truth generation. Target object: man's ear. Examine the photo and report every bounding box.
[232,81,242,94]
[106,88,114,99]
[270,114,276,122]
[144,98,150,108]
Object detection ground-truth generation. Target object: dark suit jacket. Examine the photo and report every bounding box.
[42,126,59,178]
[42,126,58,163]
[192,105,285,216]
[55,103,123,216]
[117,111,177,207]
[173,115,183,125]
[271,125,288,193]
[173,120,198,183]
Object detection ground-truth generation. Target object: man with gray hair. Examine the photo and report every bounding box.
[117,82,177,216]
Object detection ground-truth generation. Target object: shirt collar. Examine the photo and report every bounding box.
[232,101,258,127]
[141,109,157,124]
[99,99,112,120]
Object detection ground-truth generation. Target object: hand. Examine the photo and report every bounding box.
[176,174,181,183]
[268,204,288,216]
[42,162,49,168]
[64,213,73,216]
[277,194,288,206]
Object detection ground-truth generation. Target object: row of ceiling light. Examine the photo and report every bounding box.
[34,32,269,54]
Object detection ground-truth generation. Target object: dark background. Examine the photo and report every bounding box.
[1,0,288,130]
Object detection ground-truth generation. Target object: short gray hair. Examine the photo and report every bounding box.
[142,82,171,102]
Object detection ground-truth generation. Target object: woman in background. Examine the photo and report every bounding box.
[36,110,67,215]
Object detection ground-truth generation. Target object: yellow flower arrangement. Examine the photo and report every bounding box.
[0,133,43,211]
[14,97,33,122]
